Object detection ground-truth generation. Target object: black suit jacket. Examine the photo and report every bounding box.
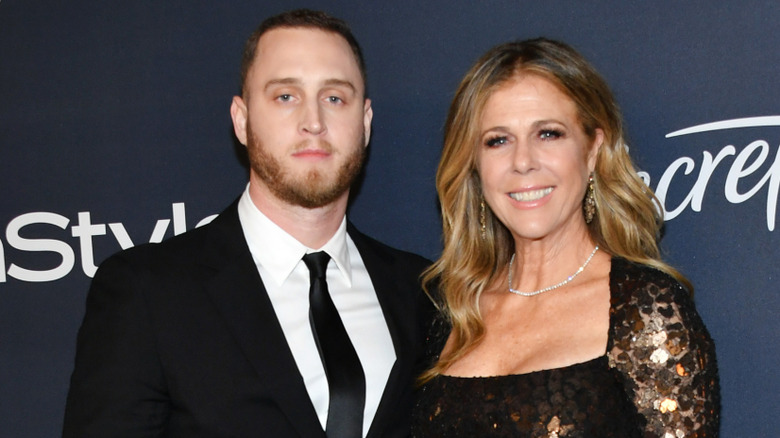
[63,201,433,438]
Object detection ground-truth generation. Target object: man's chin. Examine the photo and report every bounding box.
[247,142,364,209]
[276,177,346,209]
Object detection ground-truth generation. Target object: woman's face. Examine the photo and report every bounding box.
[477,74,603,244]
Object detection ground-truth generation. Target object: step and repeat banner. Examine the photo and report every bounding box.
[1,1,778,436]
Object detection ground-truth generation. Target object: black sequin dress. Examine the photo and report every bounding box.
[412,258,720,437]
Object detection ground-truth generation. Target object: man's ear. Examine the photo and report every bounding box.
[230,96,248,146]
[363,98,373,147]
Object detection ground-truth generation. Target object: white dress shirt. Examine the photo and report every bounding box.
[237,185,396,437]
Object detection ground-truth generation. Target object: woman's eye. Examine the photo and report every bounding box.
[485,136,507,147]
[539,129,562,140]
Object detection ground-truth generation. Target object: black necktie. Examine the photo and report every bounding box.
[303,252,365,438]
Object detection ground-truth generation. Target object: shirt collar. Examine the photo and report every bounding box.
[237,184,352,287]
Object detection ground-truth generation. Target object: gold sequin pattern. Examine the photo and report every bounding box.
[607,258,720,437]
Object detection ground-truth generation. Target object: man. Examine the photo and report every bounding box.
[63,9,432,438]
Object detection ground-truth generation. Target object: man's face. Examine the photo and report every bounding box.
[230,27,372,209]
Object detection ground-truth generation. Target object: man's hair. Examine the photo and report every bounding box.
[239,9,367,97]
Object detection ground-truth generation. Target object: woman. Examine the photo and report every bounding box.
[412,39,719,437]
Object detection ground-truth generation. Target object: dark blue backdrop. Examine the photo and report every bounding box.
[1,1,778,436]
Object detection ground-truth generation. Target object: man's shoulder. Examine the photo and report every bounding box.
[101,201,241,271]
[347,222,431,270]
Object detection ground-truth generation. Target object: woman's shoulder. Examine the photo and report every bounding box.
[608,257,693,314]
[607,256,708,340]
[610,257,685,291]
[607,256,717,384]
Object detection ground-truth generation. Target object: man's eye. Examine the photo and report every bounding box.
[277,94,292,102]
[327,96,343,104]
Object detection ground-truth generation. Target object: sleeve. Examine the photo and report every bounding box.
[62,253,169,438]
[608,270,720,438]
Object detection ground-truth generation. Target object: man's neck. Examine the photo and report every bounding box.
[247,181,348,249]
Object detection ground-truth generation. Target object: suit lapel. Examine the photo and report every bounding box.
[200,203,325,438]
[349,225,415,437]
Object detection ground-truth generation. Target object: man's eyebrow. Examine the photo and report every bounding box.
[323,79,356,93]
[264,77,301,91]
[263,78,358,94]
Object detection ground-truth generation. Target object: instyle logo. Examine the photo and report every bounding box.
[638,116,780,231]
[0,203,216,283]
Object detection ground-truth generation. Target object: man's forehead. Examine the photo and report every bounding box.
[256,27,353,63]
[249,27,364,90]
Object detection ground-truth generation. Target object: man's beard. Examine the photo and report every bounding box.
[246,125,366,209]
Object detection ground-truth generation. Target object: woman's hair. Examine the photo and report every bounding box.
[421,37,690,382]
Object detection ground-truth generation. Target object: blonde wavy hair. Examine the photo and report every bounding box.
[421,38,690,382]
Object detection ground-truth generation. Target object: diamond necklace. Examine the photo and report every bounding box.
[508,245,599,297]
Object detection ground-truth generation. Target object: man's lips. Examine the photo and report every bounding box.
[292,149,331,158]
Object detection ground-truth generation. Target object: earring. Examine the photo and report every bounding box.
[584,174,596,224]
[480,200,487,239]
